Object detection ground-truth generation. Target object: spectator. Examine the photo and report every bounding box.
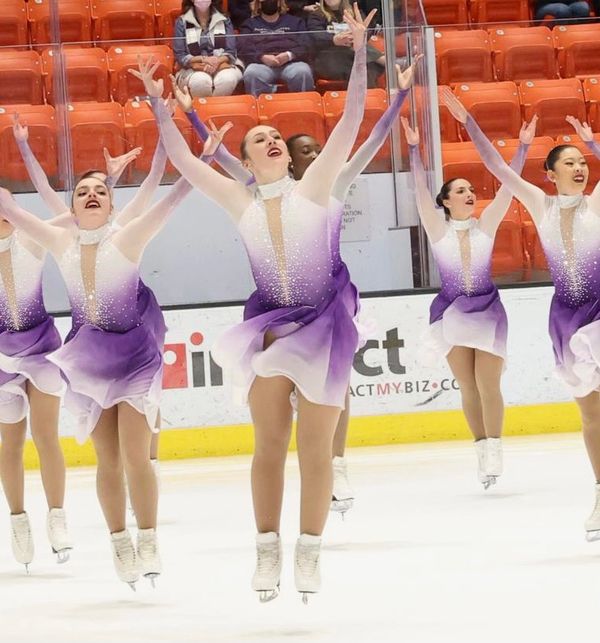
[173,0,244,97]
[286,0,320,18]
[534,0,590,24]
[239,0,315,96]
[228,0,253,29]
[307,0,384,88]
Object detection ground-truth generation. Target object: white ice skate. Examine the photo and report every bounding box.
[331,456,354,517]
[294,534,321,604]
[585,483,600,542]
[137,527,161,587]
[486,437,503,485]
[111,529,139,590]
[10,512,33,573]
[46,508,73,564]
[252,532,282,603]
[475,439,495,490]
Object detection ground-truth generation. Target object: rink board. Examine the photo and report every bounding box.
[23,285,581,468]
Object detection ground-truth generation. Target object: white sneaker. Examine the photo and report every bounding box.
[46,508,73,564]
[331,456,354,515]
[251,532,282,602]
[10,512,33,572]
[585,483,600,542]
[111,529,139,590]
[294,534,321,604]
[137,527,161,586]
[486,437,503,477]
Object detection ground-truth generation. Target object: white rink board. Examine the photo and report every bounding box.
[52,285,567,438]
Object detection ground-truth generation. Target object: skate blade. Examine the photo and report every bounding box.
[126,581,137,592]
[300,591,315,605]
[330,499,354,516]
[144,573,160,588]
[482,476,497,490]
[585,529,600,542]
[24,563,31,575]
[53,548,72,564]
[258,586,280,603]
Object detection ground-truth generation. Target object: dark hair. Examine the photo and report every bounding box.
[181,0,222,13]
[435,178,458,216]
[286,133,314,152]
[544,144,582,171]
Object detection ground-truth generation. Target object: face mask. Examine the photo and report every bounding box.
[194,0,212,10]
[260,0,280,15]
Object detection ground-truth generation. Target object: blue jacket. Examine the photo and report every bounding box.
[238,14,310,66]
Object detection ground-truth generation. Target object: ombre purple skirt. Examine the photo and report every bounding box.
[138,279,166,351]
[212,264,360,408]
[0,316,64,424]
[421,287,508,365]
[549,295,600,398]
[49,322,162,443]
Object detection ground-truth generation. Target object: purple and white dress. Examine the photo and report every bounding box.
[213,176,359,407]
[0,232,63,424]
[48,225,163,442]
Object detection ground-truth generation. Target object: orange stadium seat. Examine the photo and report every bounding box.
[436,85,460,143]
[556,133,600,193]
[107,44,173,104]
[434,29,494,85]
[91,0,155,45]
[473,199,526,275]
[192,95,258,160]
[489,26,557,82]
[0,104,58,184]
[258,92,326,146]
[0,1,29,48]
[518,78,586,138]
[442,141,496,199]
[324,88,389,170]
[28,0,92,48]
[470,0,530,24]
[552,24,600,78]
[454,81,522,140]
[421,0,468,26]
[41,47,110,104]
[154,0,182,39]
[124,98,192,182]
[583,77,600,132]
[67,102,126,174]
[493,136,555,192]
[0,51,44,105]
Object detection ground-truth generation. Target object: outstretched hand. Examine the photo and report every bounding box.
[202,119,233,158]
[104,147,142,179]
[396,53,424,91]
[12,113,28,143]
[518,114,538,145]
[170,75,193,113]
[440,87,467,124]
[343,3,377,52]
[400,116,419,146]
[566,115,594,142]
[129,56,164,98]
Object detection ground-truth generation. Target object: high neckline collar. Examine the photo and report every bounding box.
[256,175,295,199]
[79,222,111,245]
[557,194,584,209]
[449,217,474,231]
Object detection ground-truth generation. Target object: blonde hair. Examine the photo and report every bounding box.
[251,0,288,15]
[319,0,351,23]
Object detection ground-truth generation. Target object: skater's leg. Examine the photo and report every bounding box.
[150,412,160,460]
[332,389,350,458]
[248,374,294,534]
[576,391,600,480]
[447,346,486,440]
[117,403,157,530]
[90,407,125,533]
[473,350,504,439]
[0,419,27,514]
[296,393,340,536]
[27,383,64,509]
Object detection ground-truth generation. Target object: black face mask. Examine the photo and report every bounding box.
[260,0,279,15]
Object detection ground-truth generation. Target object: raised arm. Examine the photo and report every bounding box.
[13,115,67,216]
[442,88,546,224]
[565,115,600,214]
[115,140,168,226]
[298,4,374,205]
[130,58,251,220]
[478,116,537,237]
[0,189,71,256]
[172,78,253,185]
[401,118,447,244]
[333,57,421,200]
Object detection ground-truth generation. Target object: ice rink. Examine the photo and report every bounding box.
[1,433,599,643]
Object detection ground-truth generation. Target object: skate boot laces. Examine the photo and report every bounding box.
[11,513,33,570]
[47,508,72,563]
